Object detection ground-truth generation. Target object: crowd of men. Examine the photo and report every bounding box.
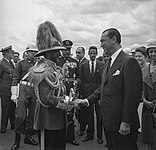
[0,22,156,150]
[0,40,106,149]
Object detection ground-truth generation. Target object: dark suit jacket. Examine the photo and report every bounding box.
[0,58,14,96]
[80,60,104,98]
[79,57,89,67]
[87,50,143,132]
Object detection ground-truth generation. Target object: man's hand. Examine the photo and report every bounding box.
[72,99,88,108]
[144,99,154,109]
[119,122,130,135]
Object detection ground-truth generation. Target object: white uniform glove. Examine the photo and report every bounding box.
[11,85,19,104]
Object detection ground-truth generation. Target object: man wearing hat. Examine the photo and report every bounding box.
[28,21,75,150]
[12,51,20,66]
[0,45,15,133]
[57,39,79,146]
[11,43,38,150]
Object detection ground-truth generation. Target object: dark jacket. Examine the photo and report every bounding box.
[87,50,143,132]
[79,57,89,66]
[0,58,14,96]
[80,60,104,98]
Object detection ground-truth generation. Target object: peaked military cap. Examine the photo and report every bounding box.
[63,40,73,48]
[0,45,13,52]
[13,51,20,56]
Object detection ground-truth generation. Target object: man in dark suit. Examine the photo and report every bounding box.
[79,46,104,144]
[74,28,143,150]
[75,46,88,126]
[75,46,88,65]
[0,45,15,133]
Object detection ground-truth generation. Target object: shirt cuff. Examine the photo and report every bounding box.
[84,99,90,107]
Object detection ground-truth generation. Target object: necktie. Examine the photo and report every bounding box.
[106,57,112,73]
[91,61,94,76]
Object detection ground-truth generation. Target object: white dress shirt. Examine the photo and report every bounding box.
[110,48,122,67]
[89,60,96,73]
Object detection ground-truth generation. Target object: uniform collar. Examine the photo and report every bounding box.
[3,57,10,62]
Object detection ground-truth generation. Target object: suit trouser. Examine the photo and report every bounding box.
[104,127,138,150]
[94,102,103,139]
[15,84,36,135]
[39,128,66,150]
[79,105,94,137]
[1,95,15,130]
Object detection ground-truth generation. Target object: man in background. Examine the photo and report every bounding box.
[12,51,20,63]
[0,45,15,133]
[75,46,88,66]
[12,51,20,66]
[79,46,104,144]
[57,40,79,146]
[11,44,38,150]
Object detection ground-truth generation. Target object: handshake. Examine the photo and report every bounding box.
[57,98,88,112]
[68,99,89,108]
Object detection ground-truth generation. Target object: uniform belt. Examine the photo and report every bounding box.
[20,81,34,86]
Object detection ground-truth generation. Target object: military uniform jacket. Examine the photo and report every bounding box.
[0,58,14,96]
[12,59,36,86]
[57,56,79,95]
[28,59,70,130]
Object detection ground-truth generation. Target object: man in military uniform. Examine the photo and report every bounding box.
[11,44,38,150]
[0,45,15,133]
[57,40,79,146]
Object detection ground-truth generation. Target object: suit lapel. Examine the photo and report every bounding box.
[91,61,99,78]
[92,61,98,78]
[3,58,14,69]
[103,51,124,84]
[86,61,91,77]
[101,61,108,85]
[9,60,15,69]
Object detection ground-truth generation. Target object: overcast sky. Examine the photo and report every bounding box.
[0,0,156,58]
